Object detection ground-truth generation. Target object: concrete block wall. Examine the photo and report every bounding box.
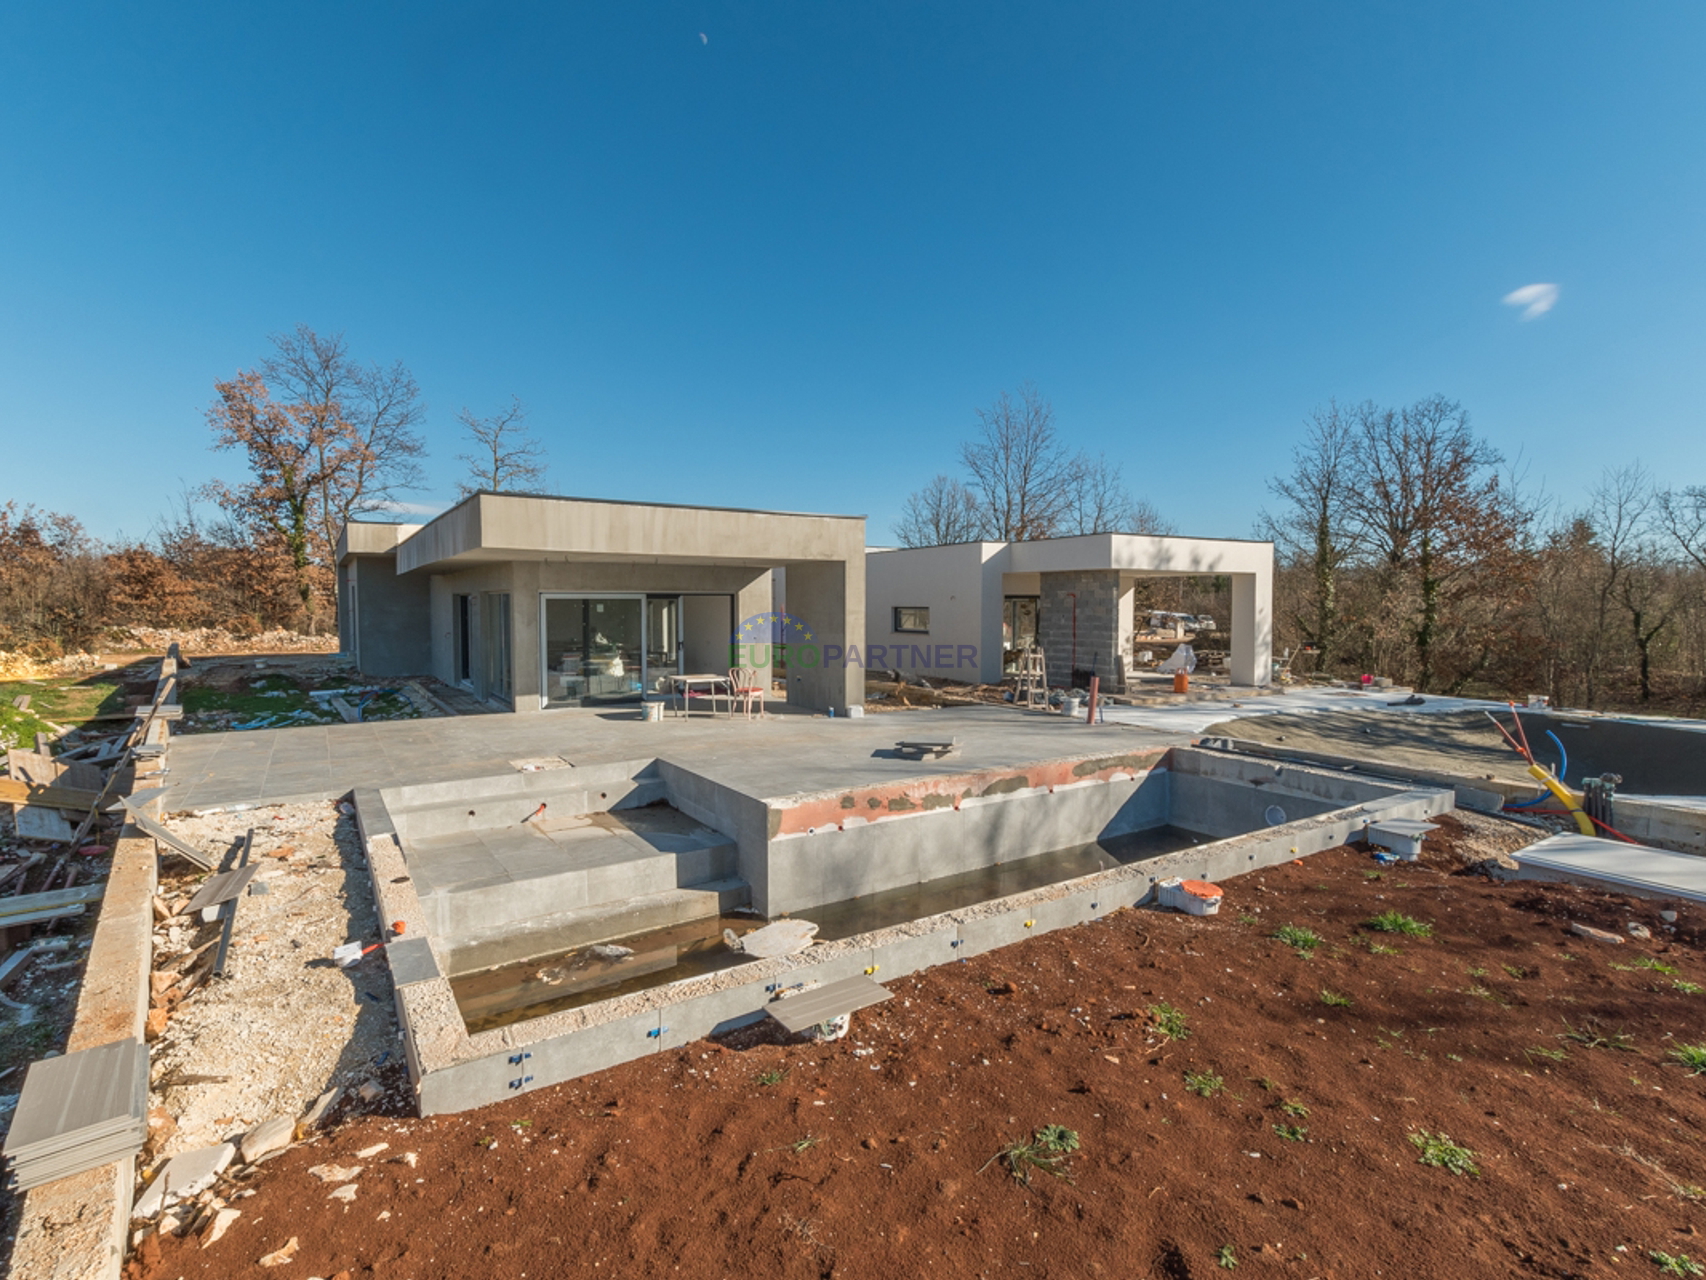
[1038,570,1125,690]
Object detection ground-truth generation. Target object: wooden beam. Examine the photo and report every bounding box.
[0,779,103,812]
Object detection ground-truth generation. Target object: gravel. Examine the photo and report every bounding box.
[148,801,401,1158]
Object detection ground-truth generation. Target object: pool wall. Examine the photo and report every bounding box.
[354,746,1453,1116]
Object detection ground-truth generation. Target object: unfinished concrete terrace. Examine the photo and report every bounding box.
[158,703,1192,814]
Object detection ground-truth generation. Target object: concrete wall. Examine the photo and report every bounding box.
[864,543,1000,682]
[683,594,734,674]
[761,769,1172,915]
[346,553,433,677]
[780,559,864,713]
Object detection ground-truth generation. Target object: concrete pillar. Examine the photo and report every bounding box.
[778,560,864,713]
[501,563,537,712]
[1038,570,1123,690]
[1230,569,1273,686]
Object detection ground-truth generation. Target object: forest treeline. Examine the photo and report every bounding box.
[5,358,1704,716]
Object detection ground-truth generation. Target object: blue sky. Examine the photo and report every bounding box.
[2,2,1701,544]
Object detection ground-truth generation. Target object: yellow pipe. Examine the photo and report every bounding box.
[1527,763,1596,836]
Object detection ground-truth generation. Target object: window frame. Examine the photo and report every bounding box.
[893,606,930,634]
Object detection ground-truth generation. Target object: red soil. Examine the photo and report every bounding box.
[137,819,1706,1279]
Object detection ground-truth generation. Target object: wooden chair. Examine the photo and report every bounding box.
[728,667,766,719]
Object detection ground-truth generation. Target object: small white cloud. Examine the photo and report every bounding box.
[1502,282,1559,320]
[371,500,447,517]
[699,32,708,44]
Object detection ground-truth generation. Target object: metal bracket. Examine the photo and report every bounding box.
[508,1052,532,1065]
[508,1075,534,1090]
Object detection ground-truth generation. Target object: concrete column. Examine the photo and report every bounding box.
[1230,569,1273,686]
[1038,570,1123,690]
[780,560,864,713]
[509,562,542,712]
[1116,579,1135,692]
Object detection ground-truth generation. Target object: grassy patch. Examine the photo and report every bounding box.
[1278,1099,1310,1118]
[1319,990,1352,1008]
[1366,910,1432,938]
[1184,1070,1224,1098]
[1217,1243,1238,1269]
[1271,1123,1309,1143]
[984,1125,1080,1185]
[1272,924,1323,956]
[1525,1046,1568,1064]
[1409,1130,1479,1177]
[1674,980,1705,996]
[757,1068,788,1086]
[1560,1019,1637,1053]
[1667,1044,1706,1076]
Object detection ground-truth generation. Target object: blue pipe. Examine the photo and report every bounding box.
[1545,729,1569,784]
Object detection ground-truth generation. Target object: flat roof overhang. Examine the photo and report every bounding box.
[363,492,865,576]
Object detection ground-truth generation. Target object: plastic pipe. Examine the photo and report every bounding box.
[1525,762,1595,837]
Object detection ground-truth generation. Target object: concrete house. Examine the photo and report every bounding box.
[337,492,866,714]
[865,533,1274,690]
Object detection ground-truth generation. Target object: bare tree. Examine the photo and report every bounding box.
[960,384,1080,541]
[259,325,428,557]
[1064,453,1173,536]
[457,397,548,496]
[1257,401,1361,667]
[1658,484,1706,572]
[894,474,983,546]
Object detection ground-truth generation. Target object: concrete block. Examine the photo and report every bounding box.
[653,980,771,1051]
[953,909,1039,959]
[419,1009,662,1115]
[866,927,959,979]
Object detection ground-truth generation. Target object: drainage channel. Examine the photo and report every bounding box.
[450,824,1209,1033]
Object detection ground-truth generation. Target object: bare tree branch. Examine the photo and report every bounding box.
[894,474,983,547]
[456,397,548,496]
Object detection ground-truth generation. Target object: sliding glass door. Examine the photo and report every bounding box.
[542,595,645,707]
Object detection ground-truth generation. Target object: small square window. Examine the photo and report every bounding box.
[893,607,929,634]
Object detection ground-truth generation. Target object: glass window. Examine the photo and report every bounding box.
[893,606,929,634]
[543,596,645,706]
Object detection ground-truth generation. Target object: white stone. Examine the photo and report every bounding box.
[328,1183,358,1203]
[201,1206,242,1247]
[356,1142,388,1159]
[240,1116,295,1164]
[307,1163,362,1183]
[133,1143,236,1219]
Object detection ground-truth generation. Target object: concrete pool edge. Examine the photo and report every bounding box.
[354,748,1453,1115]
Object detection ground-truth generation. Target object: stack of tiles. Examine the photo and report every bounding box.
[4,1038,147,1190]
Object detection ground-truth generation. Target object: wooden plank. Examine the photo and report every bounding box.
[0,885,104,924]
[766,975,892,1034]
[0,779,103,812]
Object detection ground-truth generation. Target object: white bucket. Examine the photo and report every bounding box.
[641,701,663,722]
[1060,697,1081,717]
